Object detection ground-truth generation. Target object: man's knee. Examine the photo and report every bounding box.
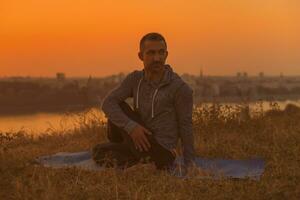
[118,101,134,117]
[118,101,143,124]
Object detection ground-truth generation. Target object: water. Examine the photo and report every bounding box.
[1,100,300,134]
[0,108,106,134]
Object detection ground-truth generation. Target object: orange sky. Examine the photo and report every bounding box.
[0,0,299,77]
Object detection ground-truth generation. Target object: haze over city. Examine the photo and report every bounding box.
[1,0,299,77]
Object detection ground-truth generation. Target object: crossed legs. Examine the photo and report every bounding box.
[92,101,175,170]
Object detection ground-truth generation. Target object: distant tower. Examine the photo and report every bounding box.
[279,72,285,87]
[200,68,203,79]
[87,75,92,87]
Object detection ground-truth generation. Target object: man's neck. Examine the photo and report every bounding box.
[144,66,166,83]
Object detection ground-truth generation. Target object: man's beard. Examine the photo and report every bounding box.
[150,62,164,68]
[149,63,165,74]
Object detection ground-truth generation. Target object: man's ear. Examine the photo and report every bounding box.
[138,51,143,61]
[165,50,169,59]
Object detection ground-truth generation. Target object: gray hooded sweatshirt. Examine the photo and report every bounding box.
[101,65,195,165]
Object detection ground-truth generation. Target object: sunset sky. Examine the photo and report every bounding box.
[0,0,299,77]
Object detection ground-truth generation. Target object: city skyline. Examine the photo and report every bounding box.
[0,69,298,79]
[1,0,299,77]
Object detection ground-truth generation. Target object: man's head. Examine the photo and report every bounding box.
[138,32,168,74]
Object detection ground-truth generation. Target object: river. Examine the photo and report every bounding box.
[1,100,300,134]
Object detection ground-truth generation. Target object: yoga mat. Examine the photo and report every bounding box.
[36,151,264,180]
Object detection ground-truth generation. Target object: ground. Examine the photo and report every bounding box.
[0,104,299,199]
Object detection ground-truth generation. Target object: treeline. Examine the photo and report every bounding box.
[0,80,117,114]
[2,75,300,114]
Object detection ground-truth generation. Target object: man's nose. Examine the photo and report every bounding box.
[154,53,161,61]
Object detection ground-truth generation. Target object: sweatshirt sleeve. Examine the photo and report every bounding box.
[174,83,195,166]
[101,72,138,134]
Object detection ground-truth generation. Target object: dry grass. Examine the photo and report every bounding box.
[0,103,299,199]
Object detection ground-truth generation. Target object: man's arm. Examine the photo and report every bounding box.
[101,72,138,134]
[174,83,195,166]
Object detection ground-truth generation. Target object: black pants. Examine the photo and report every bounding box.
[92,101,175,170]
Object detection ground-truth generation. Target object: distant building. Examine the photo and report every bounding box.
[56,73,66,81]
[259,72,264,78]
[280,73,284,79]
[237,72,248,81]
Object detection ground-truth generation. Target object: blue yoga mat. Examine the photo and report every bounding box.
[36,151,264,180]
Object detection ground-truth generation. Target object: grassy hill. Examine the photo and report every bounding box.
[0,104,299,199]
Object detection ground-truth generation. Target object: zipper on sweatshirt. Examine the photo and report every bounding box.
[136,77,143,109]
[151,88,159,118]
[136,76,161,119]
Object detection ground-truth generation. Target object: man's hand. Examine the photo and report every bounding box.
[129,124,152,152]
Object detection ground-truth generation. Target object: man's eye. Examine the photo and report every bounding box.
[147,51,155,55]
[159,50,165,55]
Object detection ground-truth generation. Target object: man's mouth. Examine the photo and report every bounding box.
[152,63,163,67]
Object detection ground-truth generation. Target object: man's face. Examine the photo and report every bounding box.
[138,40,168,74]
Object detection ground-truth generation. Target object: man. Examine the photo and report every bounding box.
[93,32,195,170]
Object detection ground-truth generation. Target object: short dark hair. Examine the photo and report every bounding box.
[139,32,167,52]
